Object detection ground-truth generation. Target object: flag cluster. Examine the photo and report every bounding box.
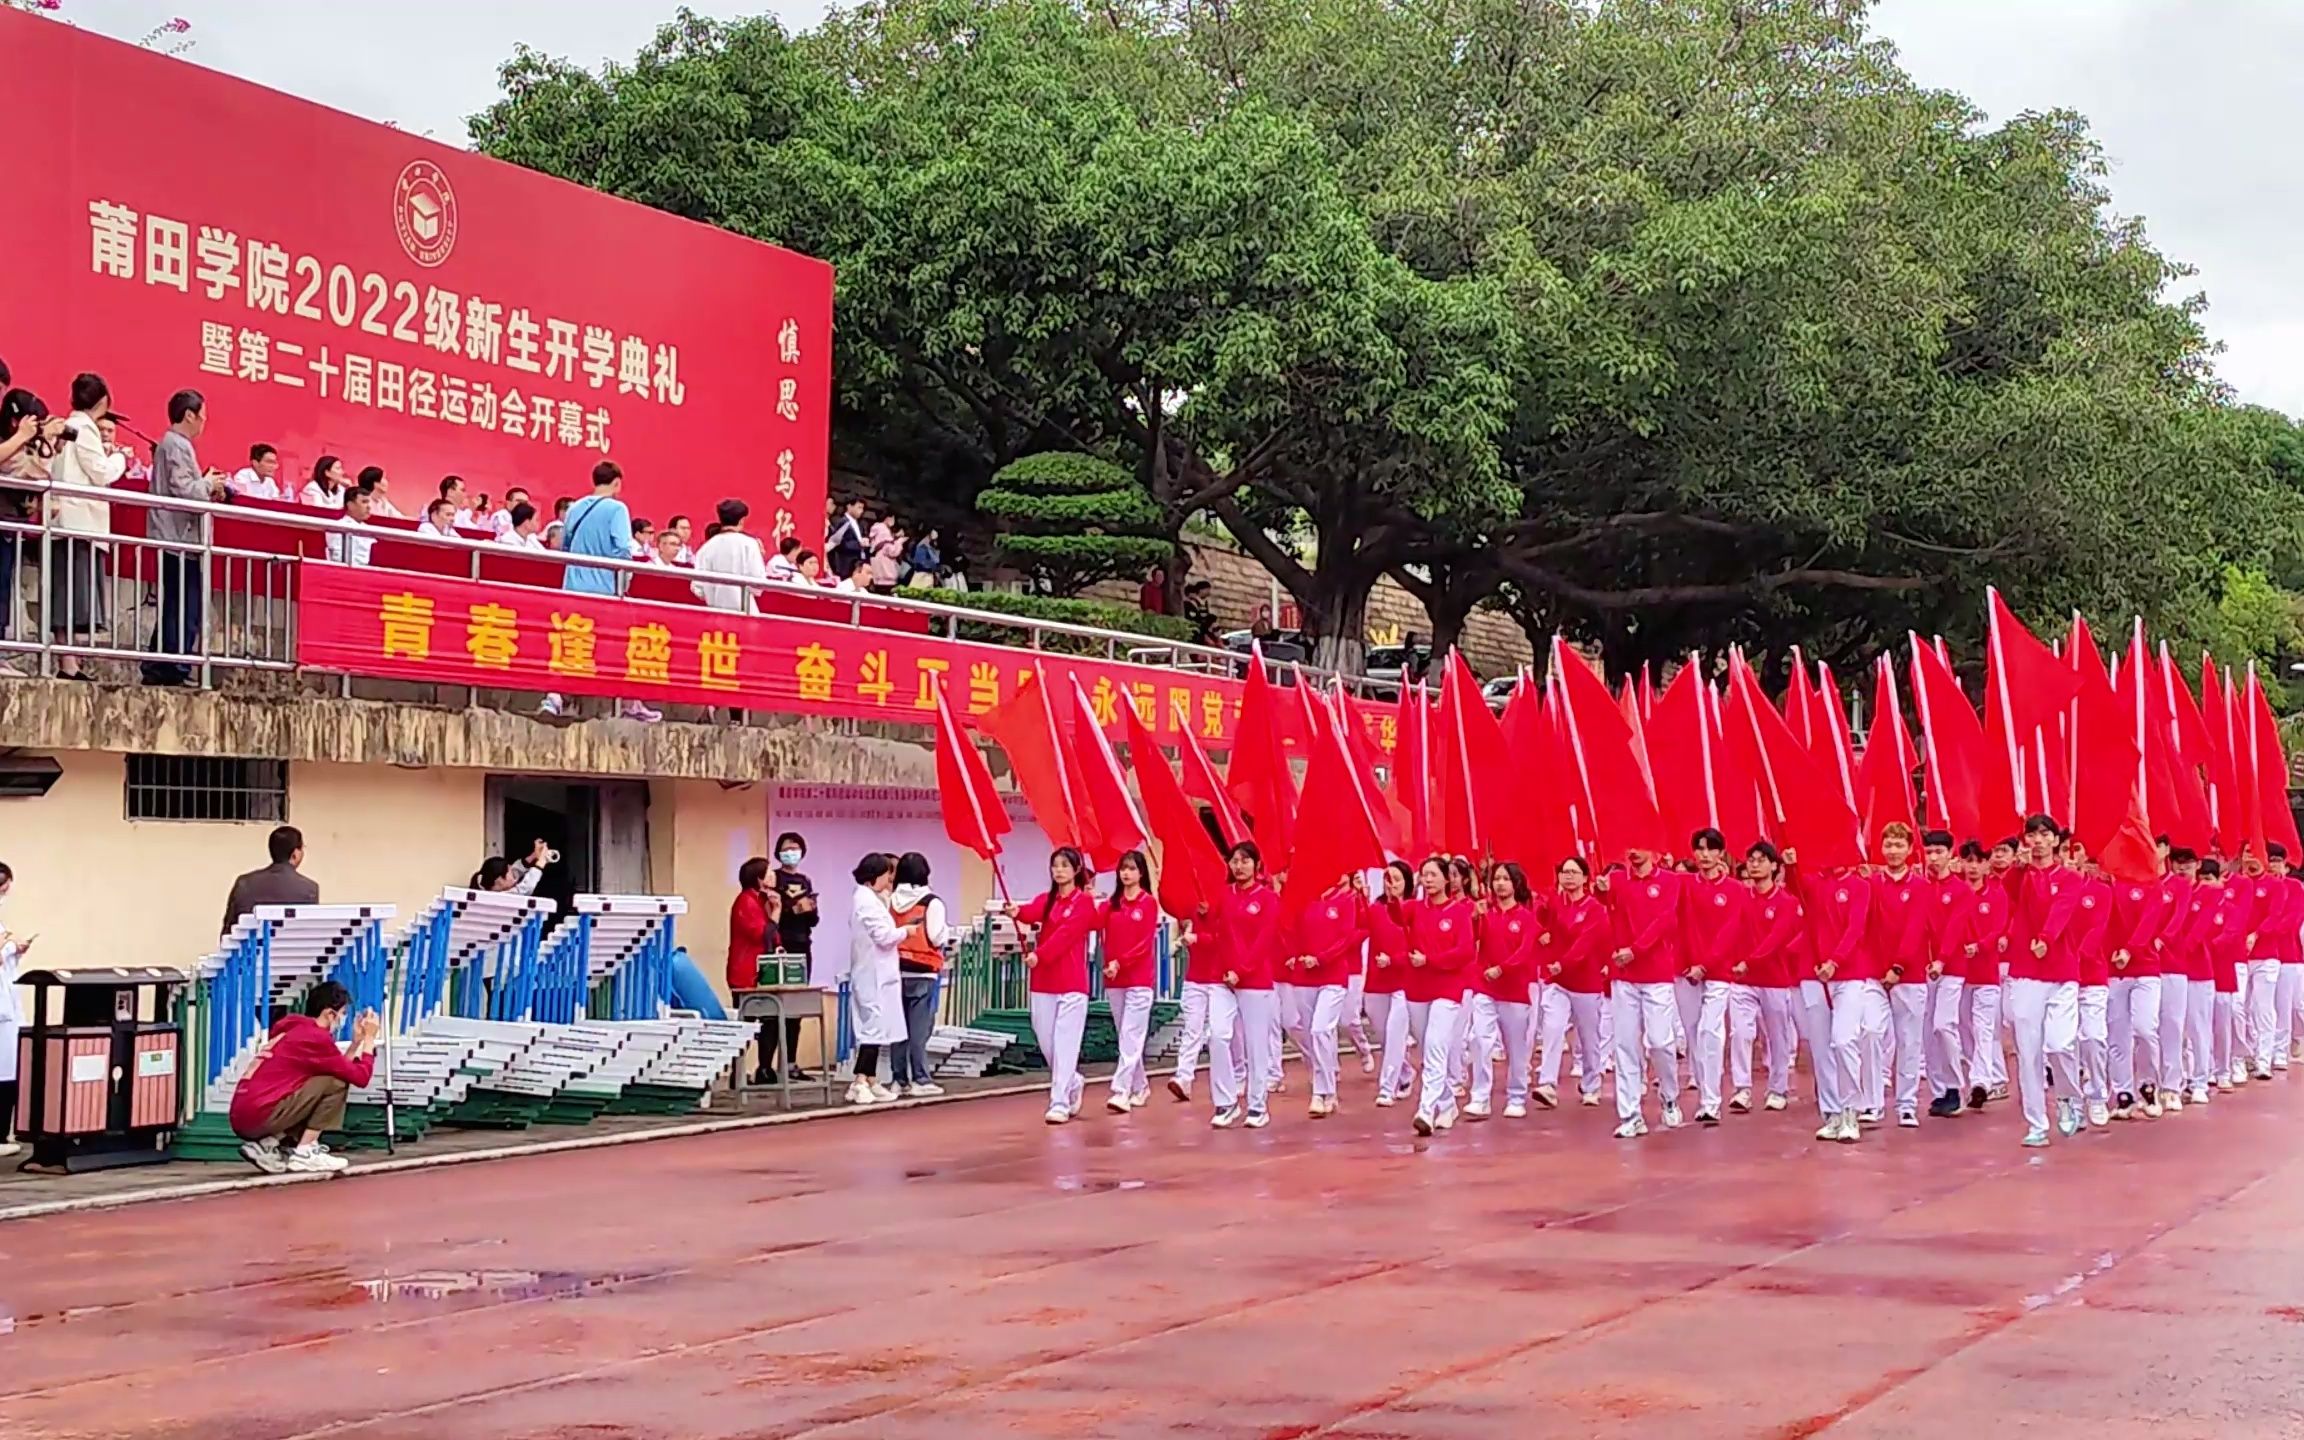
[935,601,2299,910]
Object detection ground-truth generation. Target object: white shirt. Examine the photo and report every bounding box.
[690,529,768,613]
[496,529,547,551]
[326,517,374,566]
[46,411,127,536]
[765,552,802,583]
[229,468,283,501]
[299,480,345,511]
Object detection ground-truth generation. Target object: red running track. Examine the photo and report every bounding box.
[3,1072,2303,1439]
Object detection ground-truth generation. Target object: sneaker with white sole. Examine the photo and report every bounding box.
[1211,1106,1243,1129]
[906,1082,946,1098]
[2231,1061,2250,1086]
[1533,1084,1557,1109]
[2162,1091,2183,1113]
[1130,1089,1151,1107]
[1244,1109,1270,1129]
[1729,1089,1752,1113]
[1463,1101,1491,1122]
[1660,1101,1684,1130]
[846,1080,878,1106]
[1361,1053,1377,1074]
[240,1137,287,1174]
[1837,1110,1863,1143]
[537,692,565,718]
[2087,1100,2111,1128]
[2189,1085,2212,1105]
[1897,1106,1919,1128]
[1374,1091,1395,1108]
[870,1081,900,1102]
[2020,1127,2052,1148]
[1696,1107,1720,1127]
[1613,1116,1649,1139]
[1503,1100,1527,1119]
[1814,1115,1842,1142]
[1044,1105,1070,1125]
[1107,1093,1134,1114]
[2056,1098,2081,1136]
[1412,1111,1435,1137]
[1167,1078,1192,1102]
[1764,1093,1787,1111]
[2143,1096,2164,1118]
[620,700,663,724]
[2253,1062,2273,1081]
[1857,1108,1884,1126]
[1581,1092,1602,1107]
[284,1143,349,1173]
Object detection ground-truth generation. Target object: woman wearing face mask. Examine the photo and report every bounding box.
[1363,862,1416,1106]
[1534,856,1611,1109]
[1400,855,1474,1136]
[764,833,820,1082]
[1101,851,1160,1113]
[1010,847,1099,1124]
[0,860,29,1159]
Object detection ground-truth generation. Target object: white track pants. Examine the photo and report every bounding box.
[1468,995,1534,1110]
[2005,977,2081,1134]
[1209,987,1275,1116]
[2108,974,2160,1097]
[1029,991,1089,1115]
[1612,981,1677,1124]
[1107,985,1155,1099]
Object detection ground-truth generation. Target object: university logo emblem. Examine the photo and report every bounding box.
[393,159,458,268]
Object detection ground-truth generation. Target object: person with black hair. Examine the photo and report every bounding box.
[1206,841,1282,1130]
[356,465,400,517]
[756,832,819,1081]
[44,373,126,680]
[1465,861,1537,1121]
[889,851,954,1097]
[228,442,283,500]
[727,856,784,1082]
[1534,856,1612,1110]
[221,825,320,936]
[143,388,224,686]
[2005,813,2087,1147]
[1010,847,1100,1124]
[0,858,27,1159]
[1727,841,1801,1117]
[1100,851,1161,1112]
[2105,847,2170,1121]
[301,455,348,510]
[470,838,552,895]
[1677,828,1743,1127]
[845,852,908,1105]
[2156,845,2202,1113]
[2269,842,2304,1073]
[1362,862,1416,1105]
[0,387,61,669]
[228,979,378,1174]
[692,497,766,614]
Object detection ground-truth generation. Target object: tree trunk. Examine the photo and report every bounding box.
[1428,585,1479,665]
[1307,569,1373,676]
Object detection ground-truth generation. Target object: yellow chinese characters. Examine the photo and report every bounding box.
[379,593,435,661]
[912,656,951,709]
[625,623,673,685]
[698,631,740,692]
[1200,688,1226,738]
[1087,675,1120,727]
[966,661,1001,714]
[465,603,518,670]
[548,612,598,677]
[857,650,895,706]
[795,643,836,702]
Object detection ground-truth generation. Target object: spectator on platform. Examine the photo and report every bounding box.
[301,455,348,510]
[765,535,804,584]
[358,466,400,518]
[760,832,821,1082]
[728,856,786,1083]
[827,497,867,580]
[630,517,657,561]
[497,501,544,551]
[98,416,148,483]
[542,519,565,551]
[421,498,461,539]
[1139,566,1169,616]
[908,528,941,587]
[471,838,553,896]
[544,462,659,724]
[866,513,904,593]
[890,851,953,1098]
[221,825,319,937]
[0,858,27,1160]
[652,527,687,566]
[230,979,377,1175]
[670,514,696,565]
[490,486,529,540]
[692,498,766,614]
[439,474,473,528]
[328,488,377,566]
[1184,580,1217,645]
[552,496,574,524]
[847,852,907,1105]
[228,443,283,501]
[0,389,61,671]
[46,373,126,682]
[143,388,226,688]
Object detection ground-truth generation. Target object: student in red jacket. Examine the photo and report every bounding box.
[2106,852,2171,1119]
[727,856,785,1085]
[2207,857,2249,1096]
[1920,831,1971,1118]
[2157,848,2203,1110]
[1207,841,1281,1129]
[2067,839,2118,1127]
[1287,874,1366,1118]
[1535,856,1612,1108]
[1600,846,1685,1139]
[2242,844,2297,1078]
[2005,815,2087,1145]
[1466,863,1540,1119]
[1102,851,1163,1114]
[1733,842,1804,1114]
[1677,829,1746,1126]
[1012,847,1101,1125]
[231,980,377,1175]
[1364,862,1417,1107]
[1400,855,1474,1137]
[1788,845,1876,1143]
[1865,823,1931,1128]
[1930,841,2005,1116]
[2267,843,2304,1072]
[1169,857,1240,1106]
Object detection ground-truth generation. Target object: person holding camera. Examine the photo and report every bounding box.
[470,837,555,895]
[44,373,127,680]
[229,980,379,1175]
[0,384,66,671]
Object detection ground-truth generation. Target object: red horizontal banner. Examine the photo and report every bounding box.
[296,565,1392,750]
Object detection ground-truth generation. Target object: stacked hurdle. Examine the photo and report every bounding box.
[172,904,396,1162]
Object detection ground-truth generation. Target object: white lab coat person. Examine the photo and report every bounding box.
[0,890,26,1156]
[846,869,907,1104]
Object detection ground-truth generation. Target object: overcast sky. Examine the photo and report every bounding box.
[43,0,2304,418]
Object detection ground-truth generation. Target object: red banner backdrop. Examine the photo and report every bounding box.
[1,11,830,543]
[297,565,1394,752]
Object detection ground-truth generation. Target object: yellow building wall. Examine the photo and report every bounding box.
[647,778,769,1001]
[0,753,481,968]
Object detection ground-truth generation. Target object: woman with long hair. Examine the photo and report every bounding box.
[1207,840,1281,1129]
[1286,870,1365,1118]
[1011,847,1100,1124]
[844,852,908,1106]
[1466,862,1539,1119]
[1401,855,1474,1136]
[890,851,954,1099]
[1736,842,1805,1115]
[1102,850,1161,1112]
[1364,862,1416,1106]
[1534,856,1611,1108]
[1443,854,1481,1096]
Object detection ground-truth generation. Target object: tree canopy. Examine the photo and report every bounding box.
[473,0,2304,679]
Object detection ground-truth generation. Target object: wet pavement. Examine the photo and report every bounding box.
[2,1068,2302,1438]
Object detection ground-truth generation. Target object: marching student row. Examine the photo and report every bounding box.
[999,820,2304,1146]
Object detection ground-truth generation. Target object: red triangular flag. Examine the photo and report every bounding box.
[1175,704,1248,849]
[1909,635,2016,845]
[1986,589,2082,817]
[1852,655,1917,860]
[933,676,1011,860]
[1648,662,1722,854]
[1067,677,1146,872]
[1813,661,1861,813]
[2201,657,2245,853]
[2066,622,2157,880]
[1497,672,1578,869]
[1390,681,1435,859]
[1785,648,1818,750]
[1724,650,1861,869]
[978,666,1088,853]
[1705,679,1766,854]
[1434,651,1511,858]
[1282,694,1390,918]
[1225,646,1298,870]
[1120,698,1227,920]
[2246,664,2300,861]
[1551,638,1666,864]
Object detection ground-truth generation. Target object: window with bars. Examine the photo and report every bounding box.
[124,755,290,823]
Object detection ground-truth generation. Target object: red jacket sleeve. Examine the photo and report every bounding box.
[279,1023,377,1089]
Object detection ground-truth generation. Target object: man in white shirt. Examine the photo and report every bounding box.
[765,536,804,583]
[438,474,475,528]
[228,443,283,500]
[691,499,767,613]
[490,486,530,540]
[496,501,546,550]
[327,488,376,566]
[421,498,463,539]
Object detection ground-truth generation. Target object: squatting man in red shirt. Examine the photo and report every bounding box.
[230,980,381,1175]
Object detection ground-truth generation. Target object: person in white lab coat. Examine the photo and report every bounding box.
[846,852,909,1106]
[0,859,27,1159]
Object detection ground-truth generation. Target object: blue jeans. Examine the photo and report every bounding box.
[896,973,940,1085]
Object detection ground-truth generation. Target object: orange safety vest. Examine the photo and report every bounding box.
[893,898,944,972]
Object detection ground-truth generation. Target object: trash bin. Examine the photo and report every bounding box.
[13,966,187,1173]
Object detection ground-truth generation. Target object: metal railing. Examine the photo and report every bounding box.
[1,477,1392,704]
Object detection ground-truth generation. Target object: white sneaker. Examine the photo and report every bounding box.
[1836,1110,1863,1143]
[1211,1106,1243,1129]
[1463,1101,1491,1122]
[1897,1106,1919,1128]
[1244,1109,1270,1129]
[2275,1056,2291,1072]
[2231,1061,2250,1086]
[285,1143,349,1173]
[906,1082,945,1098]
[2190,1085,2212,1105]
[2056,1098,2081,1137]
[1503,1100,1527,1119]
[2143,1096,2164,1118]
[2162,1092,2183,1114]
[847,1080,877,1106]
[2087,1100,2111,1128]
[1374,1091,1395,1108]
[1814,1115,1842,1142]
[1613,1116,1649,1139]
[1412,1111,1435,1137]
[1729,1089,1751,1113]
[1660,1101,1684,1130]
[537,692,565,717]
[1107,1093,1134,1113]
[2020,1127,2052,1148]
[1044,1105,1070,1125]
[1858,1109,1884,1126]
[240,1137,287,1174]
[620,700,663,724]
[1434,1106,1458,1131]
[870,1081,900,1102]
[2253,1062,2273,1081]
[1764,1093,1787,1111]
[1581,1092,1602,1107]
[1361,1053,1377,1075]
[1533,1084,1558,1109]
